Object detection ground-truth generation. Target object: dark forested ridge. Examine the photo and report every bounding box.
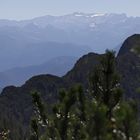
[117,34,140,99]
[0,34,140,139]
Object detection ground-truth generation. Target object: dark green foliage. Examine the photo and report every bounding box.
[90,51,122,112]
[32,92,47,125]
[0,112,25,140]
[30,50,140,140]
[115,101,139,140]
[0,130,10,140]
[30,119,39,140]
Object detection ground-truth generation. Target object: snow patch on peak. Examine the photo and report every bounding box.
[73,12,105,18]
[90,13,106,17]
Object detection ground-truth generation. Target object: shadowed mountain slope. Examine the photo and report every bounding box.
[0,34,140,139]
[117,34,140,98]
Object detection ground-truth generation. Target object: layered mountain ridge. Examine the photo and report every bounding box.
[0,13,140,69]
[0,56,77,88]
[0,13,140,89]
[0,35,140,139]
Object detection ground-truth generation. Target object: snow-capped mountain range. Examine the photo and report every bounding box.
[0,12,140,88]
[0,12,128,28]
[0,12,139,52]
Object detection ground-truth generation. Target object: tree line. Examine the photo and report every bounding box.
[29,51,140,140]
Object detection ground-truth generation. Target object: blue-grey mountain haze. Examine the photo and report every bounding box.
[0,12,140,88]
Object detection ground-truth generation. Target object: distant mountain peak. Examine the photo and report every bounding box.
[118,34,140,56]
[72,12,106,18]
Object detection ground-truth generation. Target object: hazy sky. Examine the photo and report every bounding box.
[0,0,140,20]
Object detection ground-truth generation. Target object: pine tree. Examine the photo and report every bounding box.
[30,118,39,140]
[115,100,139,140]
[30,50,140,140]
[89,50,122,119]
